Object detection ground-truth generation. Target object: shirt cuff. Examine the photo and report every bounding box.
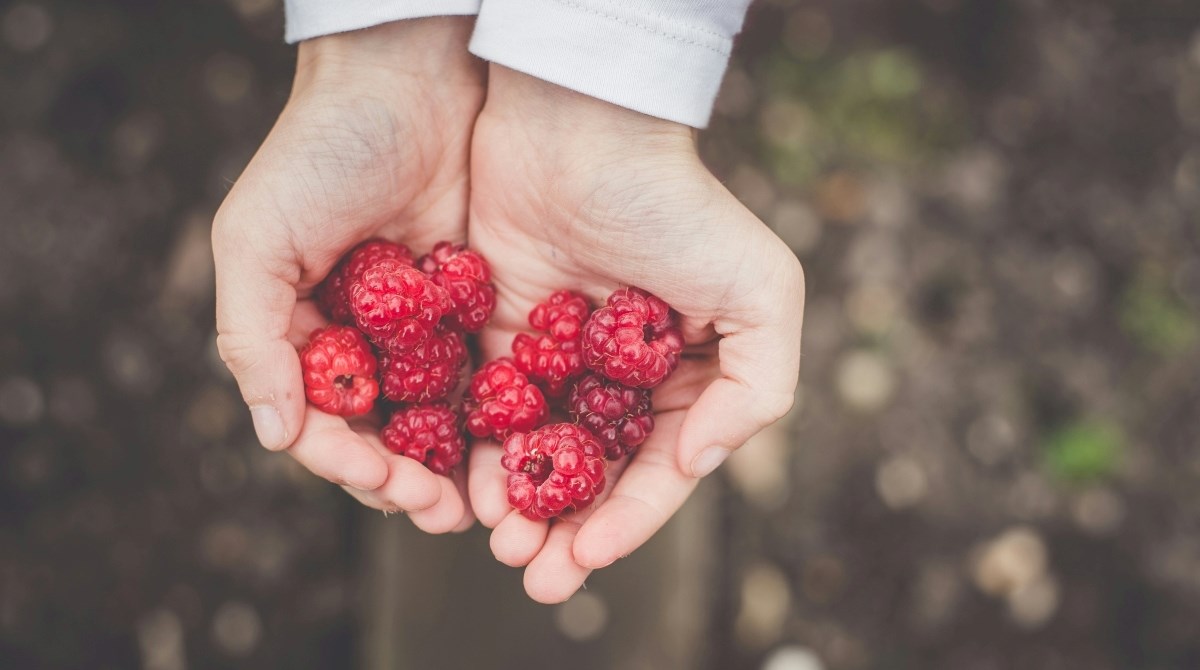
[285,0,482,44]
[468,0,745,128]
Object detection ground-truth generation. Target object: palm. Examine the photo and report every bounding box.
[213,23,485,533]
[465,106,803,602]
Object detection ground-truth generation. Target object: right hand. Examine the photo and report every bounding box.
[212,18,483,532]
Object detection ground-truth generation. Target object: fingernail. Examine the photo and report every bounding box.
[691,447,731,478]
[250,405,286,450]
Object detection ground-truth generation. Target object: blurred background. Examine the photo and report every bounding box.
[3,0,1200,668]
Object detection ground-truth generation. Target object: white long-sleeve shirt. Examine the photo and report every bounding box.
[283,0,754,128]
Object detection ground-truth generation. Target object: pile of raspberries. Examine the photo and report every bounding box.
[301,238,684,520]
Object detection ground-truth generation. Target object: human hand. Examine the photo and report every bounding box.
[212,18,484,531]
[466,67,806,602]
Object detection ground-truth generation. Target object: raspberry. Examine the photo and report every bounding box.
[381,403,465,476]
[501,423,607,519]
[568,374,654,460]
[529,290,591,339]
[463,358,549,441]
[418,242,496,332]
[582,287,684,388]
[513,291,591,396]
[378,328,468,403]
[350,258,451,353]
[512,333,585,397]
[300,325,379,416]
[316,239,414,323]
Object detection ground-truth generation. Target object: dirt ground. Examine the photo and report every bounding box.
[3,0,1200,668]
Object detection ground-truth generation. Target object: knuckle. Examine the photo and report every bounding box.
[758,390,796,424]
[215,332,262,379]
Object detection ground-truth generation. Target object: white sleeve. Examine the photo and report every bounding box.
[284,0,482,44]
[468,0,753,128]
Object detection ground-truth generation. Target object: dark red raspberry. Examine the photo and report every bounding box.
[513,291,591,396]
[463,358,549,440]
[378,328,467,403]
[381,404,465,476]
[418,242,495,332]
[316,239,414,323]
[300,325,379,416]
[568,373,654,460]
[582,287,684,388]
[350,258,451,353]
[501,423,607,519]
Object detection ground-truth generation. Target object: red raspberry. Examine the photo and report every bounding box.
[381,404,465,476]
[501,423,607,519]
[378,328,468,403]
[568,374,654,460]
[513,291,591,396]
[316,239,414,323]
[418,242,495,332]
[512,333,584,397]
[529,290,591,339]
[463,358,549,441]
[300,325,379,416]
[582,287,684,388]
[350,258,451,353]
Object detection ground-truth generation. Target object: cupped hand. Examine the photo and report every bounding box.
[212,18,484,532]
[466,67,806,602]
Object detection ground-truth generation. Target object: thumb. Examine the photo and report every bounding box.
[676,223,805,477]
[213,212,306,452]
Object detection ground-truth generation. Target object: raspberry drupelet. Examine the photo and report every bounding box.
[300,325,379,416]
[463,358,549,441]
[582,287,684,388]
[513,290,591,397]
[381,404,465,476]
[378,328,468,403]
[568,373,654,460]
[502,423,607,519]
[350,258,451,354]
[418,241,496,332]
[316,238,414,324]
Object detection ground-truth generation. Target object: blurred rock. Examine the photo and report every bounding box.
[971,526,1048,598]
[1070,487,1125,536]
[731,163,778,215]
[1007,574,1060,630]
[211,601,261,657]
[204,53,254,105]
[771,199,823,255]
[835,350,896,412]
[965,412,1018,467]
[727,414,793,510]
[875,455,927,510]
[762,645,825,670]
[137,609,186,670]
[554,591,608,642]
[0,376,44,426]
[2,3,53,52]
[736,562,792,649]
[800,555,845,605]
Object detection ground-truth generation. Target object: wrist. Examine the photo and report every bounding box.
[481,65,695,152]
[294,18,482,98]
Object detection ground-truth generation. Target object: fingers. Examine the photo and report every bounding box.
[213,209,305,452]
[468,440,513,528]
[518,458,628,602]
[288,407,390,491]
[490,512,549,567]
[571,411,695,569]
[675,233,804,477]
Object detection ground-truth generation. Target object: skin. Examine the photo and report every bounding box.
[466,67,805,602]
[213,24,806,603]
[212,18,484,533]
